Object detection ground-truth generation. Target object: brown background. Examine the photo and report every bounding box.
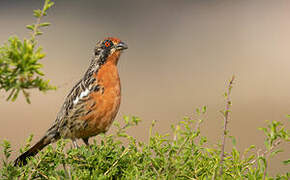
[0,0,289,175]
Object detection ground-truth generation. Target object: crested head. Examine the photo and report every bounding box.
[94,37,128,66]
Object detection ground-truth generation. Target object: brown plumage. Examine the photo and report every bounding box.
[14,37,128,166]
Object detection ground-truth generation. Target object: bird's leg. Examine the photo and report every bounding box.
[72,140,79,149]
[82,137,90,146]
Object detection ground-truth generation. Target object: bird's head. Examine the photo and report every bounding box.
[94,37,128,65]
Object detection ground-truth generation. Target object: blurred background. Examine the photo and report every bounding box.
[0,0,289,175]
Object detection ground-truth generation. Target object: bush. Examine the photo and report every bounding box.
[0,0,55,103]
[1,104,289,179]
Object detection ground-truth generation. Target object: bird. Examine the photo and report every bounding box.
[14,37,128,166]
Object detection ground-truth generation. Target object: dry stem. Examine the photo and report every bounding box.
[218,75,235,176]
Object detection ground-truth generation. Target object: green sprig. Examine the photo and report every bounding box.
[0,0,55,103]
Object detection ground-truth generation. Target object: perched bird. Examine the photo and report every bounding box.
[14,37,128,166]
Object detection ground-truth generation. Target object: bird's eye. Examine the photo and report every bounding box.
[104,41,111,48]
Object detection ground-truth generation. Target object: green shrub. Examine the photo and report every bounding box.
[1,112,289,179]
[0,0,55,103]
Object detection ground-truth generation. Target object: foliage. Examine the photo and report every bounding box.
[0,0,55,103]
[1,114,289,179]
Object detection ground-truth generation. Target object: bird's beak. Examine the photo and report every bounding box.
[116,41,128,50]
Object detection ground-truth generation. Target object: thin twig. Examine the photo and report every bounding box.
[104,147,129,176]
[27,154,46,179]
[174,119,203,178]
[36,169,49,179]
[218,75,235,176]
[150,162,160,177]
[31,14,42,43]
[262,140,281,180]
[30,3,46,43]
[249,140,281,166]
[62,152,72,180]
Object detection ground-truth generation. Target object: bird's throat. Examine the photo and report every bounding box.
[106,51,121,65]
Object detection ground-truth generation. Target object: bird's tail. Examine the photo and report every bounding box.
[14,133,59,166]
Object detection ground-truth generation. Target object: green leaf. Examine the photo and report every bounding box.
[202,105,207,114]
[270,149,283,157]
[229,136,237,146]
[264,141,270,150]
[196,108,200,115]
[11,88,20,101]
[36,31,43,36]
[283,159,290,165]
[26,24,35,31]
[39,22,51,27]
[33,9,42,18]
[47,1,55,9]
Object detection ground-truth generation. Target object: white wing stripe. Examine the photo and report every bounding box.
[73,89,90,105]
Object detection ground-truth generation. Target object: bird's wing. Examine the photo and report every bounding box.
[46,74,100,135]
